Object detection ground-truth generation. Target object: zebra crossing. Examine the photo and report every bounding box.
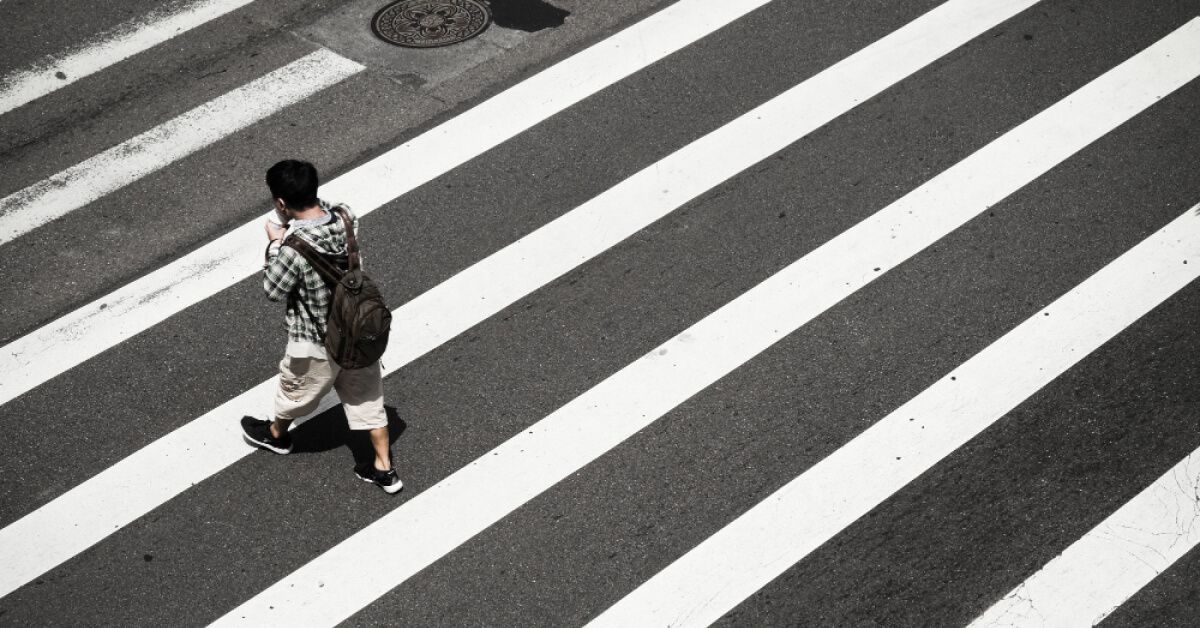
[2,0,1200,625]
[591,205,1200,627]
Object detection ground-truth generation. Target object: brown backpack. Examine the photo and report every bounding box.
[284,207,391,369]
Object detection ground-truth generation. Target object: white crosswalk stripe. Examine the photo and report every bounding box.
[3,0,1200,624]
[970,441,1200,626]
[0,0,258,115]
[0,49,362,245]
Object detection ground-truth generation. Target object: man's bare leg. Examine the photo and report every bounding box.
[368,426,391,470]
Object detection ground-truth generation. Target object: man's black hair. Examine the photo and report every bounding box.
[266,160,319,210]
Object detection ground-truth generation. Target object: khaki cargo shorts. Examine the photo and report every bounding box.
[275,355,386,430]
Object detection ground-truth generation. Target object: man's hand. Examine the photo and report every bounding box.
[265,219,286,241]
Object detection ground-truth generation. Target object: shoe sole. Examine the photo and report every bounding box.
[356,472,404,494]
[241,431,292,455]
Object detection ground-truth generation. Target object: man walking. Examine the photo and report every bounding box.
[241,159,402,494]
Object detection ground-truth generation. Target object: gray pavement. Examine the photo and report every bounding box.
[2,0,1200,625]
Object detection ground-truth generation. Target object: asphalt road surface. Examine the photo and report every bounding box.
[2,0,1200,625]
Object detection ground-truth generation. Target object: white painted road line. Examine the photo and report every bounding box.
[0,0,1042,600]
[0,0,777,410]
[0,0,258,115]
[0,49,362,245]
[214,11,1200,628]
[590,203,1200,628]
[970,441,1200,627]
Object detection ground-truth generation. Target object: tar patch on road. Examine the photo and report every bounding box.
[489,0,570,32]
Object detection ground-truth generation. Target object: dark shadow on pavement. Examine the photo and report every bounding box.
[289,405,406,466]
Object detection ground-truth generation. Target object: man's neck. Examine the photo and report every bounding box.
[290,203,326,221]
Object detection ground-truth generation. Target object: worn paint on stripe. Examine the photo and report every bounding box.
[0,0,258,115]
[592,201,1200,627]
[0,0,777,410]
[971,441,1200,626]
[0,49,363,245]
[214,7,1200,627]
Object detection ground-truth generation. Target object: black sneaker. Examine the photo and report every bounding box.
[241,416,292,454]
[354,463,403,494]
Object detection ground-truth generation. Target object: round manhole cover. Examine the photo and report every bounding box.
[372,0,492,48]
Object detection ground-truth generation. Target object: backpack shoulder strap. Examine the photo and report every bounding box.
[330,205,361,272]
[282,234,343,286]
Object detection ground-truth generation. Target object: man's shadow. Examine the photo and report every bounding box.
[288,405,407,466]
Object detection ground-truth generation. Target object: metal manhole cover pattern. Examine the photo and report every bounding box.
[372,0,492,48]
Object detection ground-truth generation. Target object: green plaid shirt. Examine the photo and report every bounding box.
[263,201,357,344]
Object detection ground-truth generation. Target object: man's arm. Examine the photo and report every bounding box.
[263,246,302,302]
